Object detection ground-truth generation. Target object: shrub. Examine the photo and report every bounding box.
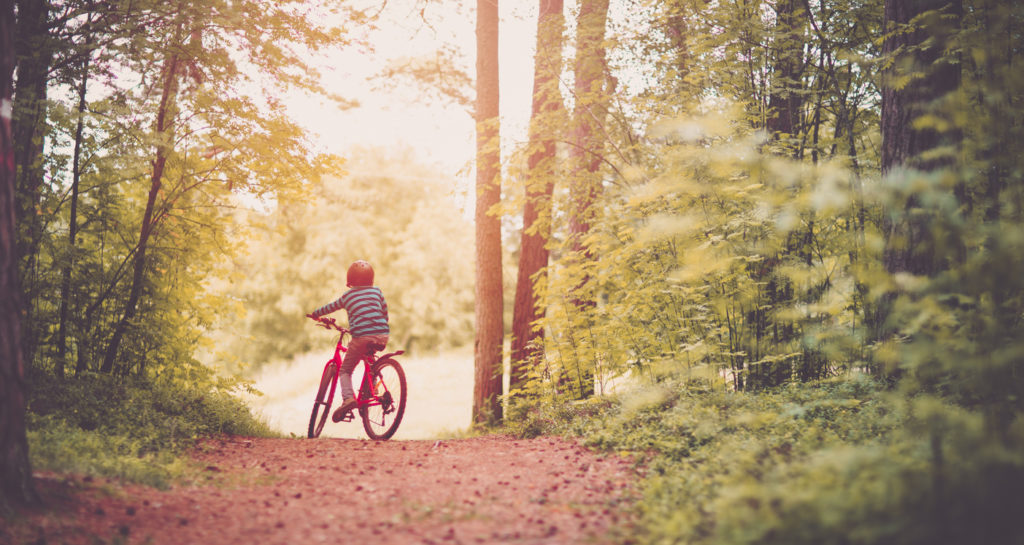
[25,368,275,487]
[516,375,1024,545]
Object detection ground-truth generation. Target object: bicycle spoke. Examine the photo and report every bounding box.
[360,358,406,440]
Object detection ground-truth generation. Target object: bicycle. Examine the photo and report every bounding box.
[306,316,407,440]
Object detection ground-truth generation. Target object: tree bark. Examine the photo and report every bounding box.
[472,0,503,426]
[568,0,609,252]
[563,0,609,400]
[1,0,39,508]
[101,42,182,374]
[874,0,963,356]
[510,0,564,394]
[57,30,93,379]
[11,0,52,367]
[766,0,805,147]
[880,0,962,278]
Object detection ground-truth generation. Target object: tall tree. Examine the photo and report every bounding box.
[765,0,806,147]
[568,0,610,254]
[873,0,963,374]
[11,0,53,364]
[880,1,962,282]
[100,19,186,374]
[472,0,503,425]
[56,6,97,379]
[1,0,38,508]
[86,1,351,375]
[510,0,565,395]
[562,0,609,399]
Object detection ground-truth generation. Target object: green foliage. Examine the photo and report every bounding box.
[509,5,1024,541]
[26,418,192,490]
[513,377,1024,545]
[25,368,273,488]
[207,147,476,370]
[11,0,365,485]
[532,107,866,397]
[20,0,359,379]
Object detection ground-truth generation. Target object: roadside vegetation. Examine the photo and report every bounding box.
[495,2,1024,543]
[510,372,1024,545]
[25,366,274,488]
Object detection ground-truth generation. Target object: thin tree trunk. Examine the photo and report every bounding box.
[1,0,39,507]
[57,34,92,379]
[472,0,503,426]
[510,0,564,394]
[100,45,182,374]
[564,0,609,400]
[568,0,609,253]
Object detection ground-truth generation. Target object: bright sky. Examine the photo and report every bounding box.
[284,2,543,195]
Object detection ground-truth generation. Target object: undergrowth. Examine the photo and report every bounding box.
[509,375,1024,545]
[25,368,276,489]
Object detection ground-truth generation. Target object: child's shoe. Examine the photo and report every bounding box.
[331,398,358,422]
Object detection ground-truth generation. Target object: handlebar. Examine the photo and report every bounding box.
[306,314,349,334]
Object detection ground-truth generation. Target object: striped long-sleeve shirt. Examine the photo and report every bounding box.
[310,286,390,337]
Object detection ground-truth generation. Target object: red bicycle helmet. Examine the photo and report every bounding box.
[346,260,374,287]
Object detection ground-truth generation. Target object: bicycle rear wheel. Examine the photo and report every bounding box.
[308,362,337,438]
[360,358,407,440]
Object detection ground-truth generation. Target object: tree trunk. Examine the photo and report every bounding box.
[1,0,39,508]
[101,45,182,374]
[880,0,962,278]
[564,0,609,399]
[472,0,503,426]
[874,0,962,356]
[11,0,52,367]
[766,0,805,149]
[510,0,564,394]
[57,34,92,379]
[568,0,609,252]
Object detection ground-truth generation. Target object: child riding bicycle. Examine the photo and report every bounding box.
[307,260,390,422]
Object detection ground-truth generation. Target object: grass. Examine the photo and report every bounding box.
[25,368,278,489]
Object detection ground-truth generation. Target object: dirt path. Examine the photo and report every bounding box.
[5,435,641,545]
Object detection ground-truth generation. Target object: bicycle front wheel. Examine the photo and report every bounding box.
[360,358,407,440]
[308,362,337,438]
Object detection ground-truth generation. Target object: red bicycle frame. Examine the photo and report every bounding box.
[310,316,404,426]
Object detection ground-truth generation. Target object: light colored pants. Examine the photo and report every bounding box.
[340,334,389,401]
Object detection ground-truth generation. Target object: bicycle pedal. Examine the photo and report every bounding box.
[332,407,356,423]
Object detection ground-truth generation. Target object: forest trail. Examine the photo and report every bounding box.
[7,435,641,545]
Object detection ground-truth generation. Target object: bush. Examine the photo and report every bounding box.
[515,375,1024,545]
[25,369,275,487]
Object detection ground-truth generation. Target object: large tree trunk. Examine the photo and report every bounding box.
[11,0,52,367]
[765,0,805,147]
[880,0,962,278]
[1,0,39,508]
[472,0,503,426]
[874,0,962,359]
[510,0,564,394]
[101,45,182,374]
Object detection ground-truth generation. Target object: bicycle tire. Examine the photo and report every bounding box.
[308,362,337,438]
[360,358,407,440]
